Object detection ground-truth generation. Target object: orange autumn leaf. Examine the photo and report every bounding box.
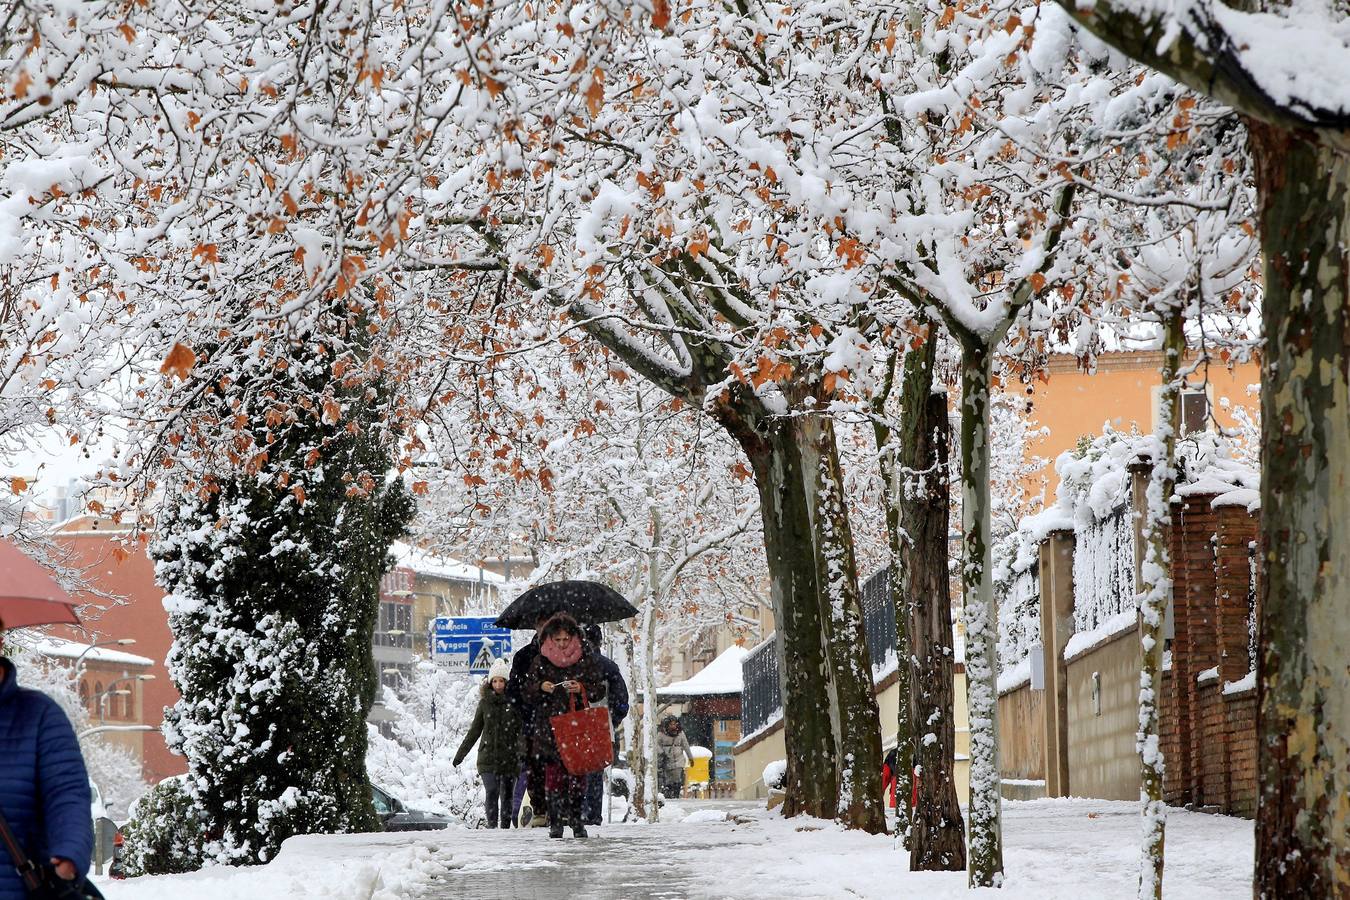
[192,243,219,266]
[160,343,197,380]
[411,480,429,496]
[9,477,27,495]
[585,68,605,118]
[118,23,136,42]
[13,70,32,99]
[651,0,671,30]
[1028,272,1047,293]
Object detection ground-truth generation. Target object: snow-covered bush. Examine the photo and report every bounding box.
[152,336,415,866]
[366,663,486,827]
[118,777,205,876]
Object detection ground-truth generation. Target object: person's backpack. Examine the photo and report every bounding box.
[0,804,104,900]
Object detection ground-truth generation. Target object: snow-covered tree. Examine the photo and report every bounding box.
[151,327,413,865]
[366,664,486,826]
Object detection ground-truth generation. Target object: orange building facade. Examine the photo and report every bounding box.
[50,519,186,784]
[1012,351,1261,494]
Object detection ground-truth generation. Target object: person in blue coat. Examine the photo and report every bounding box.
[581,625,629,825]
[0,618,93,900]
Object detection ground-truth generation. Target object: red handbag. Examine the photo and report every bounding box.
[550,684,613,775]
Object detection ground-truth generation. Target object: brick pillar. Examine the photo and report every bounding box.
[1214,504,1257,684]
[1173,493,1219,805]
[1039,529,1074,798]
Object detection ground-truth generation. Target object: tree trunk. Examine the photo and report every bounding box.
[744,418,839,820]
[1248,122,1350,899]
[803,413,888,833]
[640,523,661,823]
[873,353,916,848]
[959,342,1005,888]
[622,629,645,822]
[901,355,967,872]
[727,393,883,828]
[1136,305,1183,900]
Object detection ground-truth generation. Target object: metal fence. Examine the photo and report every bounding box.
[739,567,897,737]
[740,634,782,737]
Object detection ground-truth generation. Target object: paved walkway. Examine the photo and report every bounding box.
[419,801,761,900]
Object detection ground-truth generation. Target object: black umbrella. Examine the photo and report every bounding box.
[493,580,638,629]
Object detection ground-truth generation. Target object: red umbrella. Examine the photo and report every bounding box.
[0,541,80,629]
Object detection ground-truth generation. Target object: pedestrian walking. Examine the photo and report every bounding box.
[505,614,550,827]
[0,616,96,900]
[656,715,693,801]
[581,625,629,826]
[452,658,524,829]
[522,614,607,839]
[881,746,900,809]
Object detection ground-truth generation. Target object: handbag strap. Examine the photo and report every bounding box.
[567,682,590,713]
[0,802,43,891]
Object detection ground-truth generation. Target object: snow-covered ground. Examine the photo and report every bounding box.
[96,833,449,900]
[96,798,1252,899]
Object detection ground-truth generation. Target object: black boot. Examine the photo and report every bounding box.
[548,799,564,839]
[567,795,587,838]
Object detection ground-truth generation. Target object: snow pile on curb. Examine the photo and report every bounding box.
[99,833,448,900]
[682,809,729,824]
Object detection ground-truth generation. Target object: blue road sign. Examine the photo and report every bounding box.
[431,616,513,674]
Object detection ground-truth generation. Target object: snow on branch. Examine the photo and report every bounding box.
[1057,0,1350,141]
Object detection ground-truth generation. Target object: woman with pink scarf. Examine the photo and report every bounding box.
[522,613,607,839]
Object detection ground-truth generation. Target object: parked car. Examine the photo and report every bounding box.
[371,784,451,831]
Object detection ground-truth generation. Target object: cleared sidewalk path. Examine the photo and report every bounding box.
[417,798,1254,900]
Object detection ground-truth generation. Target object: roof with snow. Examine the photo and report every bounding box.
[29,637,153,667]
[391,542,505,584]
[655,645,749,700]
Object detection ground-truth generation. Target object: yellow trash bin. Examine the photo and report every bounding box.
[686,746,711,795]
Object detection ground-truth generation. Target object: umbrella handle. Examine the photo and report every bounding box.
[568,682,589,712]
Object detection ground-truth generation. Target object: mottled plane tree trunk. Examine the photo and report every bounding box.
[1136,304,1184,899]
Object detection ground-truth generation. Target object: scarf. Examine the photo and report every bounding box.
[540,636,582,668]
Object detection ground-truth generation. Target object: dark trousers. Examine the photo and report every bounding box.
[481,771,515,828]
[545,763,587,823]
[581,770,604,824]
[526,752,547,819]
[660,773,684,799]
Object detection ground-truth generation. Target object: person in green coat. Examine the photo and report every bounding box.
[453,657,524,828]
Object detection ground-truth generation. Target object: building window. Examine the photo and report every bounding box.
[79,681,90,713]
[376,601,413,648]
[1181,390,1208,435]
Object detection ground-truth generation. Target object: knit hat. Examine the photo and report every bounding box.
[488,657,510,682]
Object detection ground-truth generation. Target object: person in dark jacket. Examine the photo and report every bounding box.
[580,624,629,825]
[506,614,549,827]
[0,617,93,900]
[453,658,523,828]
[522,613,606,839]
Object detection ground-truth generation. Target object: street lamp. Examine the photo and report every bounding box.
[74,638,138,680]
[93,674,155,723]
